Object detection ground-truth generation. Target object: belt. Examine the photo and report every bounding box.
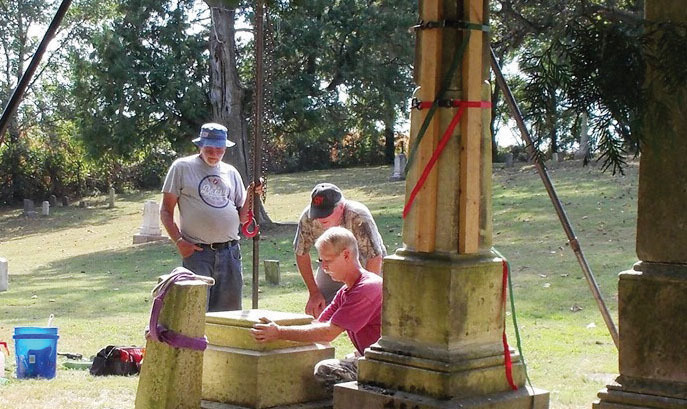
[197,240,238,250]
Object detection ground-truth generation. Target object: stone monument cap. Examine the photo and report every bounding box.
[206,309,313,327]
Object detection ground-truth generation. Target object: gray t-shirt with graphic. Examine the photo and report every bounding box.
[162,154,245,243]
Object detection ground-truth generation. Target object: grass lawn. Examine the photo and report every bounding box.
[0,160,637,408]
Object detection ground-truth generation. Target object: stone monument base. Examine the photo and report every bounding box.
[594,383,687,409]
[201,399,332,409]
[334,382,549,409]
[202,310,334,409]
[132,233,169,244]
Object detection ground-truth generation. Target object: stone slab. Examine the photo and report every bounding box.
[206,309,313,328]
[594,387,687,409]
[133,234,170,244]
[201,399,332,409]
[334,382,549,409]
[205,310,315,351]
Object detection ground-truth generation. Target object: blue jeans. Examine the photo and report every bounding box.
[182,243,243,312]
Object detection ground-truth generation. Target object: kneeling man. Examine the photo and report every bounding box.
[251,226,382,387]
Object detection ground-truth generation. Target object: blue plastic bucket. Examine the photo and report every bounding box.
[13,327,59,379]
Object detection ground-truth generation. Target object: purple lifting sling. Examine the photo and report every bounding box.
[147,268,214,351]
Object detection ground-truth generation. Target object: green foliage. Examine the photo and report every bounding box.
[492,1,648,173]
[0,124,86,204]
[256,0,415,172]
[70,0,210,161]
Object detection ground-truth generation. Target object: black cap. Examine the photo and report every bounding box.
[309,183,343,219]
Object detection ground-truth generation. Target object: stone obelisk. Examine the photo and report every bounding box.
[594,2,687,408]
[335,1,548,407]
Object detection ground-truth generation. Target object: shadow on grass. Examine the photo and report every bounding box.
[0,191,157,242]
[1,240,177,322]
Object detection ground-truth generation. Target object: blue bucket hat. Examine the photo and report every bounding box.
[192,123,236,148]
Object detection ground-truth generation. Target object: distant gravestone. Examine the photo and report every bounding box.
[505,153,514,168]
[42,201,50,216]
[79,200,86,208]
[0,258,7,292]
[62,196,70,207]
[133,200,169,244]
[264,260,280,285]
[49,195,57,207]
[108,187,116,208]
[389,153,407,181]
[23,199,37,218]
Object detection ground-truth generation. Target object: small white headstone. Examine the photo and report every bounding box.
[140,201,162,235]
[389,153,407,181]
[0,258,8,292]
[42,201,50,216]
[133,200,168,244]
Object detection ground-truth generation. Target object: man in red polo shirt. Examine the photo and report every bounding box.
[251,226,382,387]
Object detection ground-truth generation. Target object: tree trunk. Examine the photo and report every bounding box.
[383,112,395,164]
[204,1,273,228]
[204,2,250,183]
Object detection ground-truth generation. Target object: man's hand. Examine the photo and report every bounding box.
[250,317,280,342]
[305,291,326,318]
[176,238,202,258]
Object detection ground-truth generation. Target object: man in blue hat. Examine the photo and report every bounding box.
[160,123,258,311]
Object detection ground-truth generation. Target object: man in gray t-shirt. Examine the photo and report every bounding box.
[294,183,386,318]
[160,123,258,311]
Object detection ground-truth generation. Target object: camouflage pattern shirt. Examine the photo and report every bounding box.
[293,200,387,267]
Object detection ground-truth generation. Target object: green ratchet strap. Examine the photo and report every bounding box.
[405,21,490,176]
[493,248,533,389]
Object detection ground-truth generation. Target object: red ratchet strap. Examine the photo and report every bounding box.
[402,99,492,218]
[501,259,518,390]
[241,209,259,238]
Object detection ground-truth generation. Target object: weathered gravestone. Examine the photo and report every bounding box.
[389,153,407,181]
[264,260,280,285]
[135,268,212,409]
[505,153,514,168]
[49,195,57,207]
[108,187,116,208]
[0,258,7,292]
[133,200,169,244]
[62,196,70,207]
[23,199,37,218]
[41,201,50,216]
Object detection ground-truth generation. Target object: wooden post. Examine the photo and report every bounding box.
[458,0,484,254]
[403,0,443,253]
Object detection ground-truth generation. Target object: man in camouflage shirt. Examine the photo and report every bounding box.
[294,183,386,317]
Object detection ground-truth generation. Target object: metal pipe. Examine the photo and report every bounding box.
[0,0,73,147]
[251,0,265,309]
[489,47,620,349]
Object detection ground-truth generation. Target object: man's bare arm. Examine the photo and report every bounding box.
[365,255,383,275]
[251,317,343,344]
[296,253,326,317]
[160,192,200,258]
